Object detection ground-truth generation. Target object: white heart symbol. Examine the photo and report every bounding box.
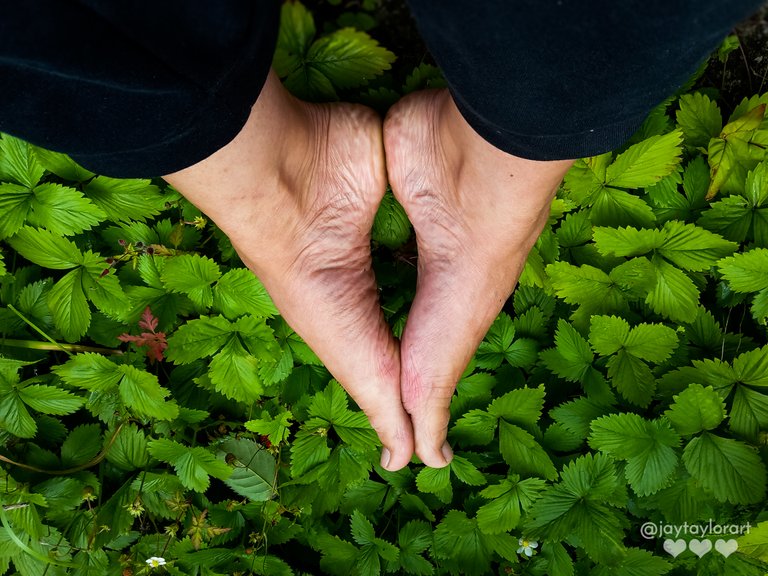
[663,539,686,557]
[715,539,738,558]
[689,539,713,557]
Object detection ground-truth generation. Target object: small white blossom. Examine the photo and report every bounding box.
[145,556,167,568]
[517,538,538,557]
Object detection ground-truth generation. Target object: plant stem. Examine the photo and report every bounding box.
[0,337,122,356]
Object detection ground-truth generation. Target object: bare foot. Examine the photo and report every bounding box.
[384,90,573,467]
[165,72,413,471]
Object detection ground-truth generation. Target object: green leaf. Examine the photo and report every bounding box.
[27,183,105,235]
[451,409,498,446]
[48,269,91,341]
[147,439,231,492]
[547,261,624,310]
[290,430,331,477]
[498,421,557,480]
[589,315,630,356]
[526,453,625,563]
[592,547,671,576]
[0,388,36,438]
[607,350,655,407]
[305,28,396,90]
[273,0,316,76]
[61,424,102,467]
[32,146,94,182]
[645,257,700,323]
[212,268,277,319]
[0,134,45,189]
[105,423,150,471]
[718,248,768,292]
[664,384,726,435]
[676,92,723,148]
[606,130,683,188]
[588,186,657,228]
[161,254,221,309]
[433,510,516,575]
[540,320,594,382]
[488,386,546,427]
[18,384,82,416]
[551,397,614,440]
[8,226,82,269]
[730,385,768,440]
[208,338,263,404]
[656,220,736,271]
[415,464,451,500]
[593,226,665,258]
[682,432,767,504]
[623,323,678,363]
[372,191,411,248]
[0,183,32,238]
[396,521,434,576]
[477,475,546,534]
[244,409,293,446]
[450,455,487,486]
[217,437,276,502]
[53,352,123,390]
[166,315,234,363]
[117,364,178,421]
[83,177,165,223]
[589,414,679,495]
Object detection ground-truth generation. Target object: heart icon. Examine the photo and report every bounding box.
[715,539,738,558]
[663,539,686,557]
[689,539,713,557]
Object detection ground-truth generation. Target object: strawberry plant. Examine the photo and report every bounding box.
[0,2,767,575]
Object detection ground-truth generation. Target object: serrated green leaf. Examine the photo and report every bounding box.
[718,248,768,292]
[588,186,657,228]
[209,338,263,404]
[217,437,275,502]
[415,464,451,495]
[645,256,700,323]
[450,455,486,486]
[0,183,32,238]
[212,268,277,319]
[8,226,82,269]
[623,323,678,363]
[0,390,36,438]
[657,220,736,271]
[0,134,44,188]
[488,386,546,427]
[593,226,665,257]
[18,384,82,416]
[244,409,293,446]
[61,424,102,467]
[273,0,316,76]
[477,475,546,534]
[540,320,593,382]
[607,350,655,407]
[27,183,105,235]
[433,510,509,575]
[547,261,625,311]
[498,421,557,480]
[589,315,630,356]
[117,364,178,421]
[676,92,723,148]
[350,509,376,546]
[372,191,411,248]
[592,547,671,576]
[84,177,164,223]
[161,254,221,309]
[147,439,231,492]
[166,315,233,363]
[52,352,121,391]
[665,384,726,435]
[48,268,91,341]
[32,146,94,182]
[606,130,683,188]
[550,397,614,440]
[451,409,498,446]
[290,429,331,477]
[682,432,766,504]
[105,423,149,471]
[730,385,768,440]
[306,28,395,90]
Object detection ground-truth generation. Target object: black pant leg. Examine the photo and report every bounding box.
[0,1,280,177]
[405,0,763,160]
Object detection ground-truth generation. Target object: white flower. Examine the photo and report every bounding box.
[517,538,538,557]
[145,557,167,568]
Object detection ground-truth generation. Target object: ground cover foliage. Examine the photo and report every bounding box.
[1,1,768,574]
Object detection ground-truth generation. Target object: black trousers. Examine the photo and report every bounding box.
[0,1,762,177]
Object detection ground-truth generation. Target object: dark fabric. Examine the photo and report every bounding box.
[0,1,764,175]
[0,1,280,177]
[407,0,764,160]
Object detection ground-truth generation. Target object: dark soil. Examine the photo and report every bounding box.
[699,3,768,114]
